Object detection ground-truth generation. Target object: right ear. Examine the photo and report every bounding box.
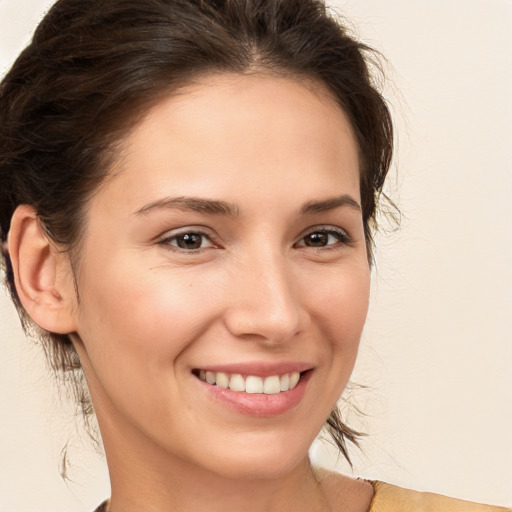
[7,205,78,334]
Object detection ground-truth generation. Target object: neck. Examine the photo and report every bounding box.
[105,434,328,512]
[94,404,329,512]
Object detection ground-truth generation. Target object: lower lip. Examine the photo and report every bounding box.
[195,371,312,417]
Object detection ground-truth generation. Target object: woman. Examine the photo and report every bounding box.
[0,1,509,511]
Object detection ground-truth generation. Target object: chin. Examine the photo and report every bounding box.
[188,430,315,481]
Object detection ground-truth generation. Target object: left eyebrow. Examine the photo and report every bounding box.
[299,194,361,215]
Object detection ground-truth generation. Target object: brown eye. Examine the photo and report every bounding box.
[176,233,203,249]
[295,228,351,249]
[164,231,214,251]
[304,232,329,247]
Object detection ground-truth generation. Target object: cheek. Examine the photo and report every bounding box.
[78,264,225,359]
[307,260,370,347]
[73,251,237,420]
[307,262,370,412]
[73,263,226,432]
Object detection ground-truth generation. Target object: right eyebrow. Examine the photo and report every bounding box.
[133,196,240,218]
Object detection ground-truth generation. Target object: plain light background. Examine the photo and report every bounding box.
[1,0,511,510]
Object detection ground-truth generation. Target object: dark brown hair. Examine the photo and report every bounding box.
[0,0,393,465]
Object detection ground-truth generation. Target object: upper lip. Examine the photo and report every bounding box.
[192,361,314,377]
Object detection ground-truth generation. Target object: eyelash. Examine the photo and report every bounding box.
[159,229,217,252]
[159,226,353,253]
[295,226,353,250]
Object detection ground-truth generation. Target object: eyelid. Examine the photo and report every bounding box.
[155,224,353,251]
[295,225,353,248]
[158,226,220,250]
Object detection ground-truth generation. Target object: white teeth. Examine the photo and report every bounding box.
[263,375,281,394]
[289,371,300,389]
[216,372,229,389]
[280,373,290,391]
[197,370,303,394]
[245,376,264,394]
[229,374,245,392]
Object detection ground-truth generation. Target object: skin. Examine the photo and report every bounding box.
[9,74,374,511]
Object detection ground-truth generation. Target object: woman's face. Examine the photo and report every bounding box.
[70,74,370,479]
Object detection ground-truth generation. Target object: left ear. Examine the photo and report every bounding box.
[7,205,78,334]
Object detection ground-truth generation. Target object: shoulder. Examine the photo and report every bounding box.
[314,468,375,512]
[368,481,512,512]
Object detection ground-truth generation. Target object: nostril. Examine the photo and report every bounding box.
[223,306,303,345]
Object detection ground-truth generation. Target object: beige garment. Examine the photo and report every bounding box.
[368,481,511,512]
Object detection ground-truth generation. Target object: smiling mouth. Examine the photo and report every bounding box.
[192,369,305,394]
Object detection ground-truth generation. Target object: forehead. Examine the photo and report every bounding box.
[97,73,361,215]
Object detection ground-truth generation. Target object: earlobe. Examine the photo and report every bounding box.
[7,205,78,334]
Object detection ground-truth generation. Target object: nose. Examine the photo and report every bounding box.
[223,255,307,345]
